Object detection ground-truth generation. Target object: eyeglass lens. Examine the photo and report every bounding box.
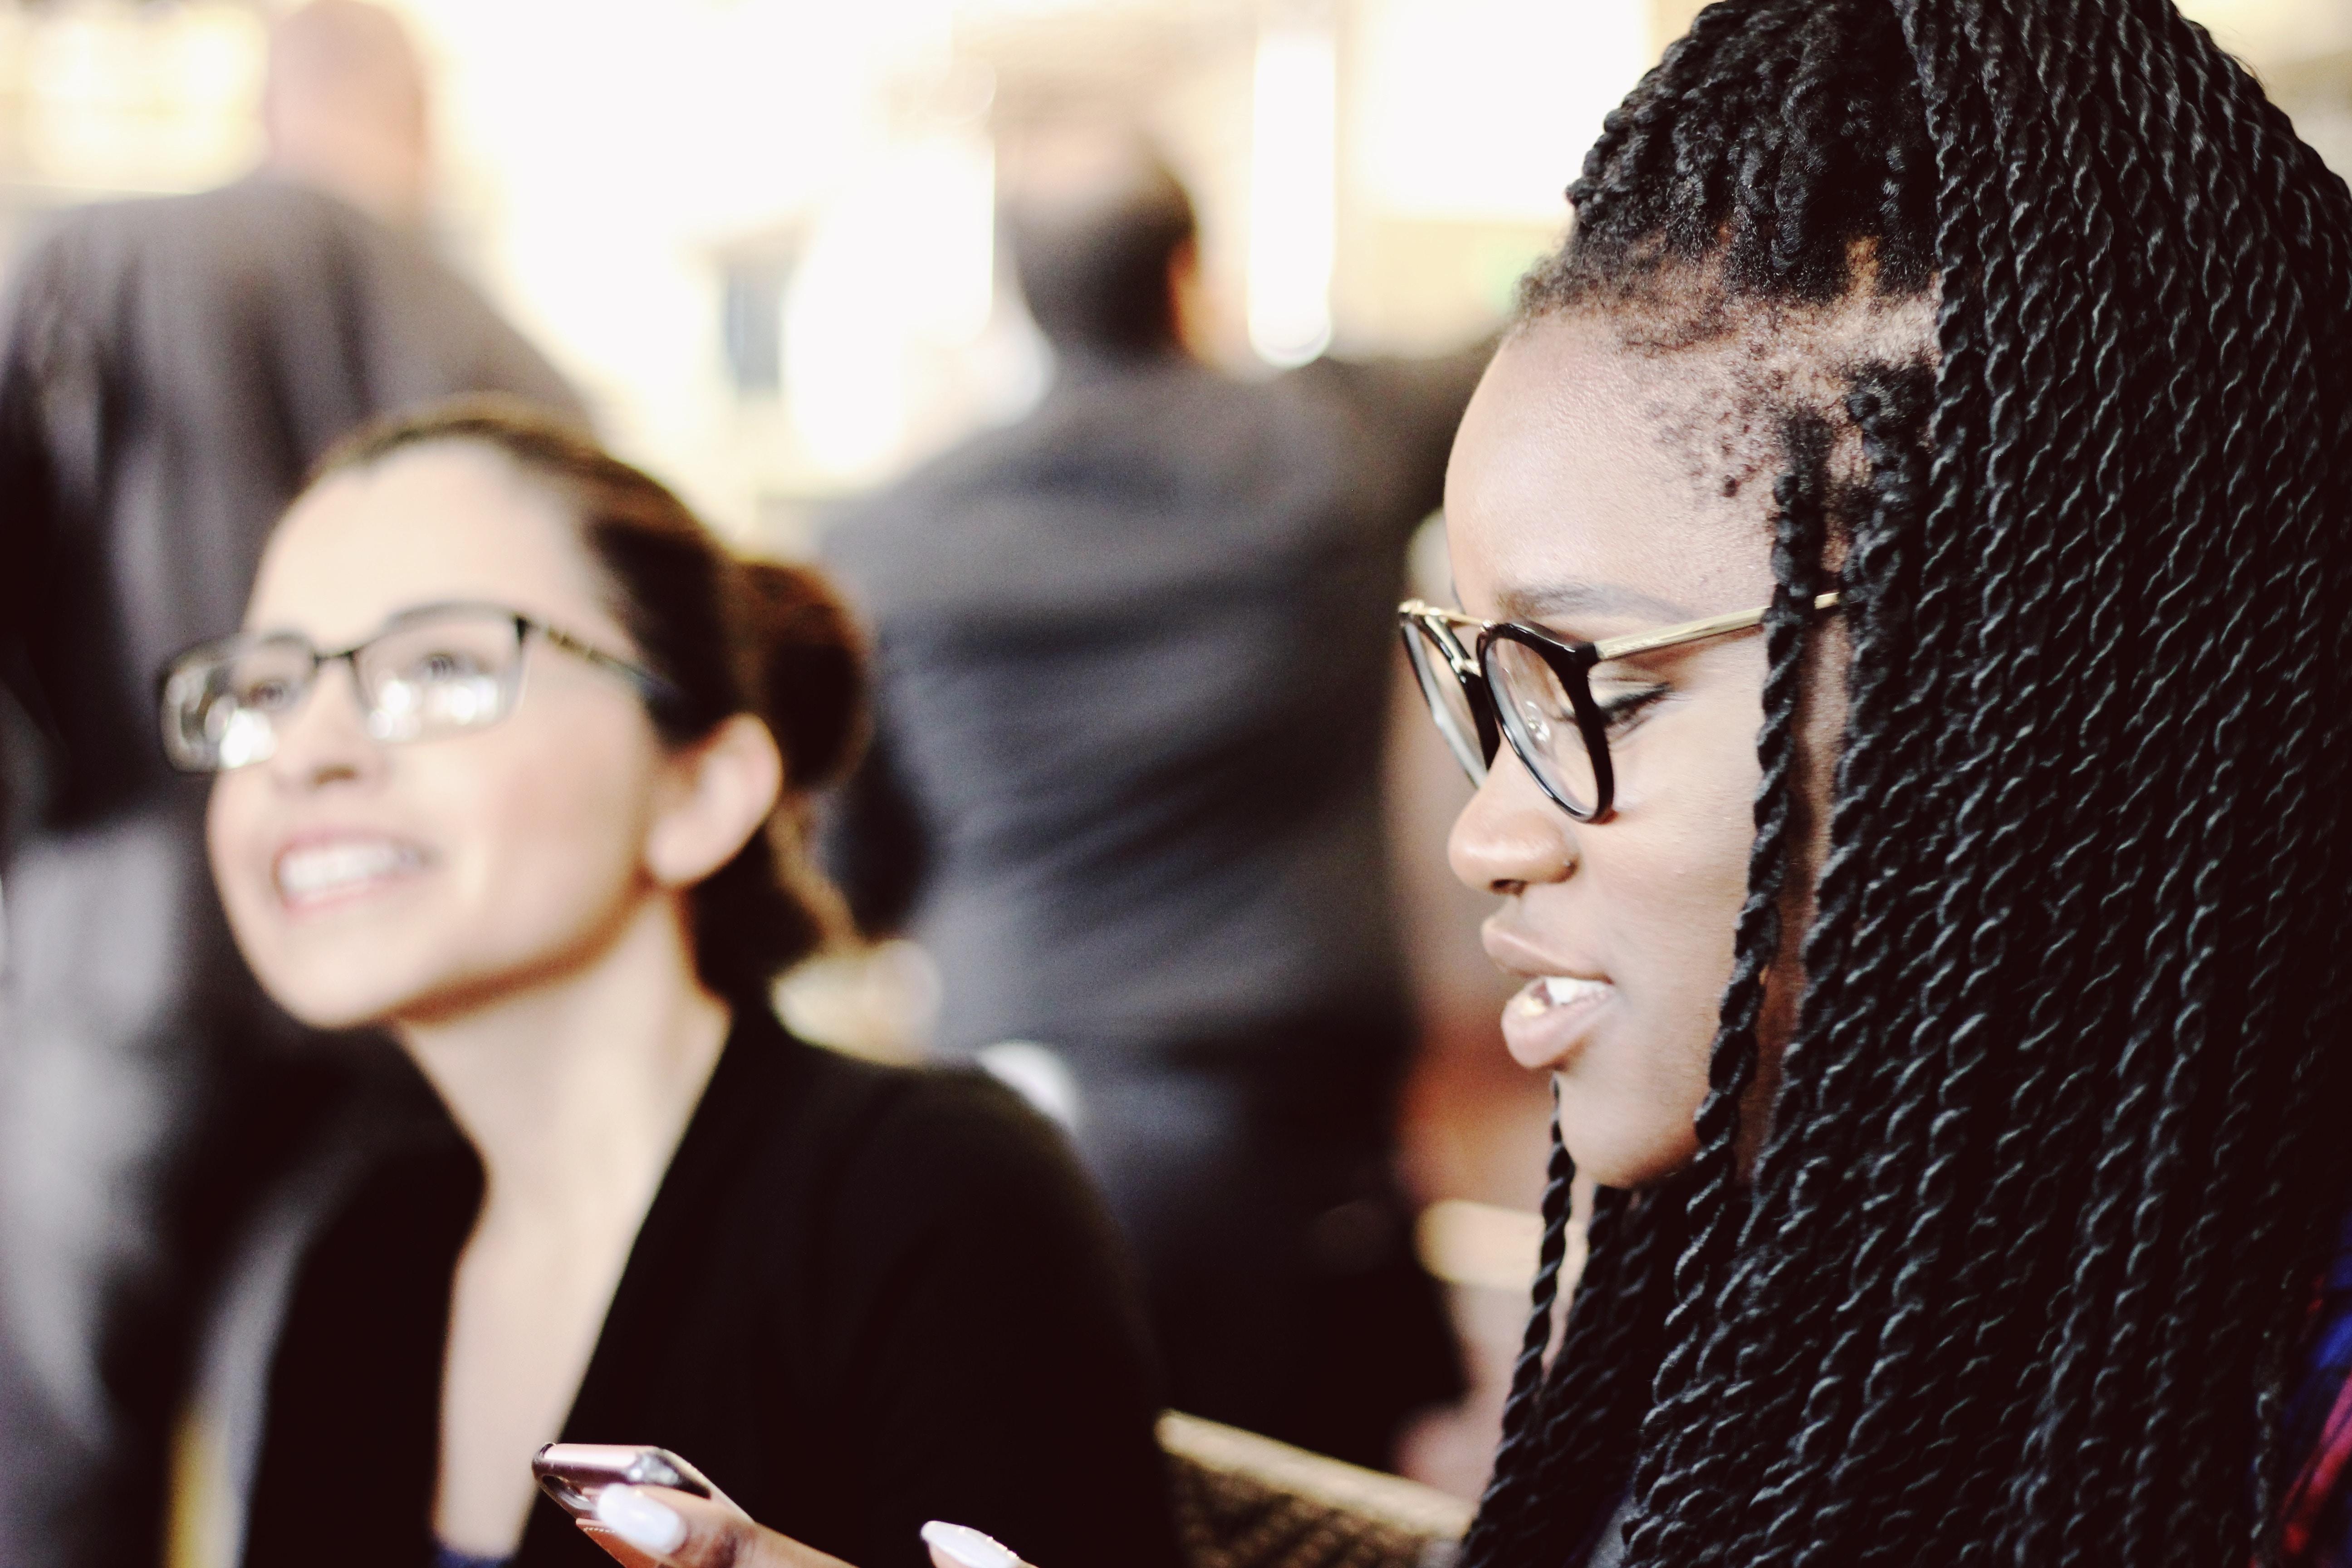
[357,615,523,742]
[1402,622,1488,783]
[164,609,526,772]
[1483,637,1602,817]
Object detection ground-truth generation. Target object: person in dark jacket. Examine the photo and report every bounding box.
[0,7,581,1563]
[821,125,1484,1468]
[169,402,1179,1568]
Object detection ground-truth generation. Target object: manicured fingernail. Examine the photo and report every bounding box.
[921,1520,1021,1568]
[597,1485,688,1555]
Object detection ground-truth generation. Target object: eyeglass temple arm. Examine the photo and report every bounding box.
[1591,592,1841,661]
[533,621,677,701]
[1400,600,1489,630]
[1402,593,1842,660]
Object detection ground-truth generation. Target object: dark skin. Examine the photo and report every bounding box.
[1446,308,1833,1187]
[578,1486,1019,1568]
[1450,300,1936,1188]
[1449,321,1774,1185]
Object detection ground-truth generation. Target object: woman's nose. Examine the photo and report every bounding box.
[1448,748,1576,896]
[263,661,384,790]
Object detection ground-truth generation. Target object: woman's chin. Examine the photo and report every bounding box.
[1558,1091,1703,1192]
[267,984,403,1033]
[248,955,438,1034]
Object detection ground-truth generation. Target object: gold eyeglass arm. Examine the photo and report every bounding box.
[1401,593,1842,659]
[1591,591,1841,661]
[1398,599,1489,630]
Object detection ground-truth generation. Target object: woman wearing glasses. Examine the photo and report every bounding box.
[1402,0,2351,1549]
[163,402,1184,1568]
[1383,0,2352,1555]
[586,0,2352,1565]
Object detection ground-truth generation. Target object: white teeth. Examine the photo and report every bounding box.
[1512,975,1612,1016]
[1543,975,1611,1008]
[275,841,422,902]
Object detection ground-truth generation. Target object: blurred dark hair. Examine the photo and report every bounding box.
[1000,127,1196,355]
[309,397,865,1005]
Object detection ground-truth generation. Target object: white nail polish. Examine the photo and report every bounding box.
[921,1520,1022,1568]
[597,1485,688,1555]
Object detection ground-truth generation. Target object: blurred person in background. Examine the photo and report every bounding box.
[821,125,1483,1469]
[0,5,579,1564]
[161,402,1179,1568]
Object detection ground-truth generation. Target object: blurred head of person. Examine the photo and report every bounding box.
[998,122,1198,361]
[263,0,433,230]
[181,400,863,1034]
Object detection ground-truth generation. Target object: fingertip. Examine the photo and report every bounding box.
[597,1483,690,1557]
[920,1520,1024,1568]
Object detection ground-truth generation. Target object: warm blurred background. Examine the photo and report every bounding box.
[2,0,2348,1514]
[0,0,1663,537]
[6,0,2345,536]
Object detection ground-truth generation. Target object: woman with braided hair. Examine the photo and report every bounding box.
[564,1,2352,1566]
[1415,0,2352,1563]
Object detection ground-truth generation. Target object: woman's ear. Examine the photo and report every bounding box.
[644,714,786,889]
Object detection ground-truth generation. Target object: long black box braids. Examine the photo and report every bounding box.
[1464,2,2352,1567]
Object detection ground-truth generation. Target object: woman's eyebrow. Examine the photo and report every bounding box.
[1494,581,1698,625]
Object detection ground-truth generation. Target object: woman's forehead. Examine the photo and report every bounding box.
[247,442,622,647]
[1444,314,1777,622]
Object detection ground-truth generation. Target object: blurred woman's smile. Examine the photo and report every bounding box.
[271,832,431,912]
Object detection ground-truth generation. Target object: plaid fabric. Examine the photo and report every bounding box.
[2280,1212,2352,1566]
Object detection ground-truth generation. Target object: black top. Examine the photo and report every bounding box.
[822,347,1485,1057]
[240,1009,1184,1568]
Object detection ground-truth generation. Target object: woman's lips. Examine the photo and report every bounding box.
[1499,973,1617,1071]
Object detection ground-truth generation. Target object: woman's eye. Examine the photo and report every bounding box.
[239,677,295,710]
[1593,683,1668,734]
[413,650,481,682]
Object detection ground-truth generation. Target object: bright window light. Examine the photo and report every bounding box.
[1356,0,1649,223]
[1247,22,1337,367]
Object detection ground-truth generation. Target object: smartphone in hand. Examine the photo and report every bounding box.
[533,1443,717,1519]
[534,1445,742,1566]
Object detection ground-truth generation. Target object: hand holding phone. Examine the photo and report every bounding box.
[536,1444,1030,1568]
[533,1443,719,1519]
[535,1443,752,1566]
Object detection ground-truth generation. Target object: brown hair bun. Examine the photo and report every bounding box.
[738,559,867,794]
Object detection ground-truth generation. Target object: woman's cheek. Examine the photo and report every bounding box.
[455,723,658,957]
[1557,989,1706,1188]
[1576,701,1767,1186]
[206,774,286,970]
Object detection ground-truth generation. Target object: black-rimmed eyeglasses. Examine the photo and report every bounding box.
[1397,592,1841,821]
[159,600,678,774]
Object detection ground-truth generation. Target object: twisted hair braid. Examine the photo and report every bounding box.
[1456,1086,1578,1568]
[1513,1184,1689,1568]
[1461,1,2352,1565]
[1616,415,1833,1567]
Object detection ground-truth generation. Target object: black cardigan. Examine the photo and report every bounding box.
[239,1010,1185,1568]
